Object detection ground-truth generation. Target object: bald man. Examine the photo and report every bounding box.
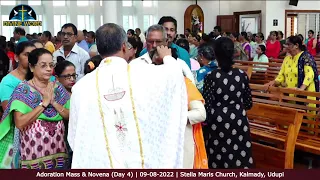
[77,30,89,52]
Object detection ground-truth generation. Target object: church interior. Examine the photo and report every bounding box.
[1,0,320,170]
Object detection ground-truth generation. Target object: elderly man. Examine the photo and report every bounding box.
[139,16,191,69]
[68,23,188,168]
[132,25,195,84]
[131,24,206,169]
[77,30,89,52]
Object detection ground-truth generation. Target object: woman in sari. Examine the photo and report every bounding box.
[239,32,251,60]
[266,35,319,94]
[184,77,207,169]
[194,42,218,93]
[0,48,70,169]
[266,35,319,129]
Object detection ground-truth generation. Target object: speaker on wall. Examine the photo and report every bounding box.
[289,0,298,6]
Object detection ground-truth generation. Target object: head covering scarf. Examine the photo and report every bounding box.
[297,51,319,93]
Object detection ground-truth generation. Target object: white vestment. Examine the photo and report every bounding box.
[131,54,206,169]
[68,56,188,169]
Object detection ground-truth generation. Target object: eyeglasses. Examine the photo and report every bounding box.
[35,63,56,69]
[146,39,165,45]
[59,73,78,80]
[61,32,74,38]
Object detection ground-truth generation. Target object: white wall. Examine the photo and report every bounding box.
[156,1,192,34]
[265,1,320,37]
[197,1,230,33]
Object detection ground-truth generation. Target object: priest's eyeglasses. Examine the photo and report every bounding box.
[59,74,78,80]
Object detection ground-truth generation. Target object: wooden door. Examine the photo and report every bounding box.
[216,15,235,33]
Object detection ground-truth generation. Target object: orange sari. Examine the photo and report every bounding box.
[185,78,208,169]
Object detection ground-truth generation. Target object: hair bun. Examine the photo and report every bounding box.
[56,56,65,63]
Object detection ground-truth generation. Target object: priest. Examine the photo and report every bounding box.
[68,23,188,169]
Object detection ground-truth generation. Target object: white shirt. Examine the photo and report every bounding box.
[139,33,146,44]
[68,56,188,168]
[131,53,195,84]
[215,35,221,40]
[53,43,90,80]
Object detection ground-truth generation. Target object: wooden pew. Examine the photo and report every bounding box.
[234,60,282,84]
[249,84,320,157]
[247,103,303,169]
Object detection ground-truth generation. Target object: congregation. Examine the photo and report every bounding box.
[0,12,319,169]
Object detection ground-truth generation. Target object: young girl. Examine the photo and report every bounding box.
[253,45,269,71]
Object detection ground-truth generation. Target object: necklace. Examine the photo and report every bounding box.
[32,79,47,93]
[95,64,145,168]
[16,68,25,80]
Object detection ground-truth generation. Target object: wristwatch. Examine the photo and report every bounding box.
[39,102,47,109]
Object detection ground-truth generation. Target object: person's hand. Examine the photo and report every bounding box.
[264,80,275,87]
[280,82,287,87]
[156,45,171,60]
[42,82,54,107]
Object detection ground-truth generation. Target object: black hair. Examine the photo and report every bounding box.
[288,35,306,51]
[201,33,211,43]
[240,32,249,41]
[15,41,35,55]
[270,31,278,37]
[83,29,88,36]
[54,60,75,77]
[84,55,103,75]
[186,28,191,32]
[127,29,135,35]
[158,16,177,32]
[43,31,52,41]
[177,34,186,39]
[14,27,26,36]
[57,31,62,36]
[26,48,53,80]
[0,35,6,42]
[7,41,15,52]
[214,26,222,33]
[56,56,66,63]
[135,28,141,32]
[308,30,315,35]
[191,33,201,42]
[258,44,266,55]
[297,34,304,41]
[198,42,215,61]
[278,31,284,38]
[96,23,127,57]
[61,23,78,36]
[87,31,96,41]
[231,32,240,41]
[0,38,6,50]
[256,32,264,40]
[213,37,234,72]
[176,38,190,52]
[127,37,138,49]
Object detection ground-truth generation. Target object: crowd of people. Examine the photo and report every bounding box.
[0,15,318,169]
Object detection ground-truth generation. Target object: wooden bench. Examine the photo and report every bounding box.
[249,84,320,157]
[234,60,282,84]
[247,103,303,169]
